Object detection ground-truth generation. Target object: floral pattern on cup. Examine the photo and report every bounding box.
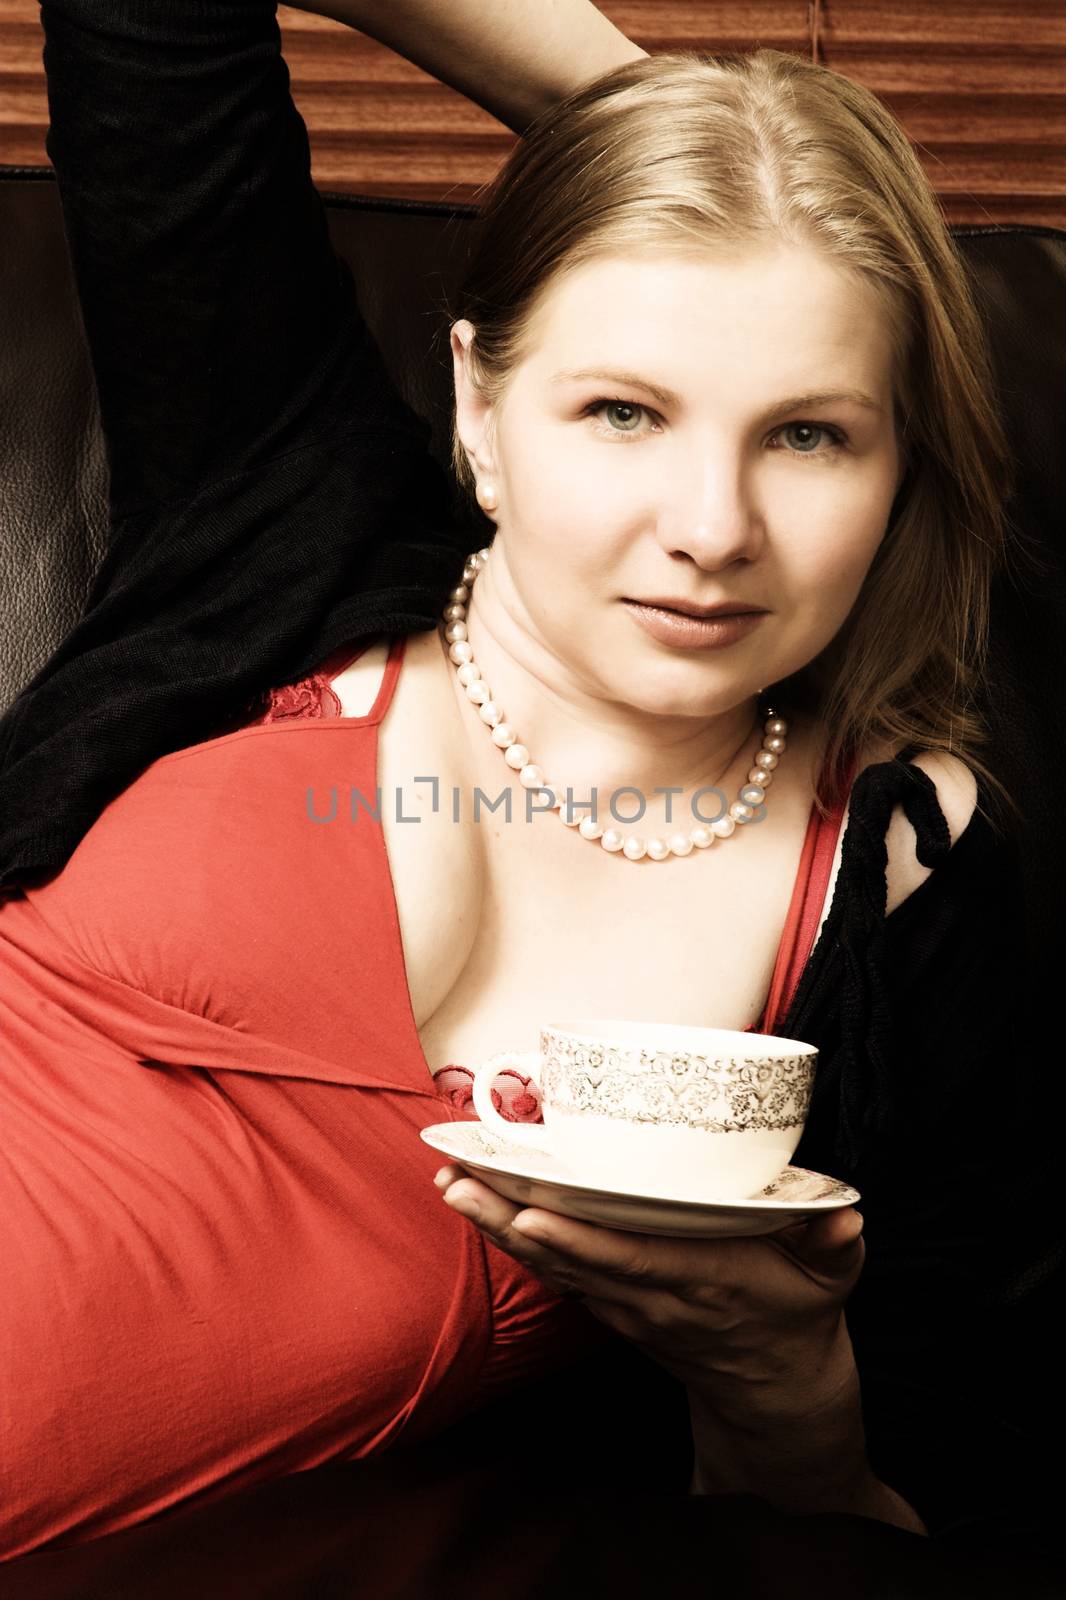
[539,1032,814,1133]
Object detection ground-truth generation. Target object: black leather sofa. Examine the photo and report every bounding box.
[1,166,1064,1597]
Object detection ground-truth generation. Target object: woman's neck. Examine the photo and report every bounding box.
[436,606,772,837]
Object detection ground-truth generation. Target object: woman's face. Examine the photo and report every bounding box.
[452,242,905,724]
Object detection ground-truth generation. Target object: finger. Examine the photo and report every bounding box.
[438,1180,658,1306]
[440,1174,520,1228]
[779,1207,865,1282]
[432,1163,468,1191]
[509,1206,699,1292]
[440,1176,570,1271]
[435,1172,678,1290]
[511,1207,725,1312]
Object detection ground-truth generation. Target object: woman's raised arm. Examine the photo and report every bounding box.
[290,0,647,133]
[38,0,427,524]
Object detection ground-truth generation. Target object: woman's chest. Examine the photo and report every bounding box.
[367,632,844,1081]
[404,837,816,1080]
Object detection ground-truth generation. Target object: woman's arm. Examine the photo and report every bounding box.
[288,0,647,133]
[39,0,427,524]
[685,1324,928,1533]
[3,0,460,889]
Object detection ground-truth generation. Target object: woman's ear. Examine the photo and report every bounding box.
[451,319,497,480]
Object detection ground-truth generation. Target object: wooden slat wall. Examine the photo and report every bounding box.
[1,0,1063,227]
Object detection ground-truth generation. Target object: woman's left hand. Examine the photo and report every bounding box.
[433,1163,865,1412]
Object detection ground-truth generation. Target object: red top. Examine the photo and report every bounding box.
[0,632,850,1558]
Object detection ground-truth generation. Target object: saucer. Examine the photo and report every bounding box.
[420,1122,861,1239]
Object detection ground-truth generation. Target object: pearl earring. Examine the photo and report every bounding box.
[475,479,498,514]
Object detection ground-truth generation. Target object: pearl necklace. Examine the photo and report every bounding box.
[442,547,789,862]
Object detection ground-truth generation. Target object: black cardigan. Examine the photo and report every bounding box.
[2,0,1060,1538]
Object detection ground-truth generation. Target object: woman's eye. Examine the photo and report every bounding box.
[772,422,847,456]
[584,404,848,456]
[586,399,654,439]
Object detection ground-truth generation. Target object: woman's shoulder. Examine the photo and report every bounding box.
[840,732,982,915]
[895,748,978,844]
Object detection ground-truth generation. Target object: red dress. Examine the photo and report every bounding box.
[0,633,850,1557]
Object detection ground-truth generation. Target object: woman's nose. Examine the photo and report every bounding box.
[654,447,764,568]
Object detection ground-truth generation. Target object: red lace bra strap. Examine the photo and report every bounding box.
[248,636,383,726]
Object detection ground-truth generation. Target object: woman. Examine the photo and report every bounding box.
[0,0,1053,1563]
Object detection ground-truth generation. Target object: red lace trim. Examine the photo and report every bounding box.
[431,1065,543,1124]
[247,673,343,725]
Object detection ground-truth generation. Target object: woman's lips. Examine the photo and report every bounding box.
[622,601,767,650]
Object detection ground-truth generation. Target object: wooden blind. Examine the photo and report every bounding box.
[1,0,1063,227]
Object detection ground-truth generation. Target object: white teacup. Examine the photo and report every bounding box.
[471,1019,818,1202]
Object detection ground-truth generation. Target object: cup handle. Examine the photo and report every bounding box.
[471,1050,552,1153]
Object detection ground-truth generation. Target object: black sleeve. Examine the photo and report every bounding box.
[39,0,431,519]
[0,0,467,891]
[839,797,1060,1535]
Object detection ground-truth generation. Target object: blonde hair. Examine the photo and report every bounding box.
[445,49,1029,834]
